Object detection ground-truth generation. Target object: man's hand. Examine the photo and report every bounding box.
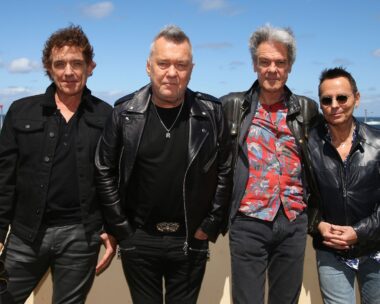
[318,221,358,250]
[95,233,117,275]
[0,243,3,252]
[194,228,208,240]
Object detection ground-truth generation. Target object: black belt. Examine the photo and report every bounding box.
[139,221,186,236]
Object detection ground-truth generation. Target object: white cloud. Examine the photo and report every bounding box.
[196,42,233,49]
[332,58,353,66]
[0,86,34,96]
[228,60,245,70]
[373,49,380,57]
[200,0,228,11]
[0,86,39,111]
[192,0,242,15]
[8,58,39,73]
[82,2,114,19]
[360,93,380,104]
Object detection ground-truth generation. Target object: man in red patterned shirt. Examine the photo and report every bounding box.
[221,25,320,304]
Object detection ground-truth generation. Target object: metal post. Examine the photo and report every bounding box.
[0,104,3,130]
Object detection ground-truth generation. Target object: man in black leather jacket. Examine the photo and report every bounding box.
[221,25,320,304]
[95,25,231,303]
[308,67,380,304]
[0,25,115,303]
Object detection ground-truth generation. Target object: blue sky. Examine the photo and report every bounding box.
[1,0,380,116]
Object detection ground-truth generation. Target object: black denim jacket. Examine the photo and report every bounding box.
[0,83,112,243]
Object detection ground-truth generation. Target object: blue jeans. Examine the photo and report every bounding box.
[230,208,307,304]
[119,228,208,304]
[316,249,380,304]
[2,224,101,304]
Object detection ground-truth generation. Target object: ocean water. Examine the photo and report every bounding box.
[356,116,380,129]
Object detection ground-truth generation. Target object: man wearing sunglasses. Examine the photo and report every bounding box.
[308,67,380,304]
[221,25,321,304]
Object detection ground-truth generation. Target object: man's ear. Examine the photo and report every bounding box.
[354,91,360,108]
[146,59,151,76]
[87,61,96,77]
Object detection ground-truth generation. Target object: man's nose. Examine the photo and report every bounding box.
[63,63,75,75]
[167,64,178,77]
[267,62,278,72]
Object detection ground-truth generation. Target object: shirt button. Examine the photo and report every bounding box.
[36,209,40,215]
[43,156,50,162]
[49,132,55,138]
[25,124,31,129]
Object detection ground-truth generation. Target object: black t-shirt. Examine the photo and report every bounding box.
[130,100,189,227]
[44,110,81,226]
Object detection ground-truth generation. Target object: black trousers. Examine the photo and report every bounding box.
[229,208,307,304]
[1,224,101,304]
[119,228,208,304]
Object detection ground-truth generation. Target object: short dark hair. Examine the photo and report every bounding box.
[149,25,192,59]
[42,25,94,80]
[318,67,358,96]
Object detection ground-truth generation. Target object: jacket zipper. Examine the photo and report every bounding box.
[182,132,209,255]
[117,146,124,187]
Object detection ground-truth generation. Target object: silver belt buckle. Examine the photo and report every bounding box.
[156,222,180,233]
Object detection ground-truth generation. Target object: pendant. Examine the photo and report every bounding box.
[166,132,171,139]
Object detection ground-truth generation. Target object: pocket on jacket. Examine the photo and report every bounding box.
[202,150,218,173]
[13,119,45,154]
[13,119,44,132]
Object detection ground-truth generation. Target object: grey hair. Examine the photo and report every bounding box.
[149,25,192,59]
[249,24,296,66]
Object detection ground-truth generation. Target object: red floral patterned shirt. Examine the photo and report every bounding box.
[239,101,305,221]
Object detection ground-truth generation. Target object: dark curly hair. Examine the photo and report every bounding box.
[42,25,94,80]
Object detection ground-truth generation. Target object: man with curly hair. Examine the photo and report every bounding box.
[0,25,115,303]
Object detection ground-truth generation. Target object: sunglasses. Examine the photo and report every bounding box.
[320,95,350,106]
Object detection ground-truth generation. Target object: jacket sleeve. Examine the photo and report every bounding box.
[352,202,380,243]
[0,108,17,243]
[95,108,134,241]
[199,103,232,242]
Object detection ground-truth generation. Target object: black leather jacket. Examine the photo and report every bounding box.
[308,120,380,258]
[221,81,321,226]
[95,84,232,244]
[0,84,112,243]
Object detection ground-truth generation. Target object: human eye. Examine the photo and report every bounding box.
[157,61,170,69]
[276,60,287,68]
[53,61,66,69]
[175,62,189,71]
[71,60,85,69]
[258,59,270,67]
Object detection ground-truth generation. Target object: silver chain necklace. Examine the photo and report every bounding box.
[152,100,185,139]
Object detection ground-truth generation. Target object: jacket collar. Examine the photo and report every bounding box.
[124,84,200,116]
[123,84,151,113]
[319,117,366,149]
[243,80,301,116]
[40,83,94,112]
